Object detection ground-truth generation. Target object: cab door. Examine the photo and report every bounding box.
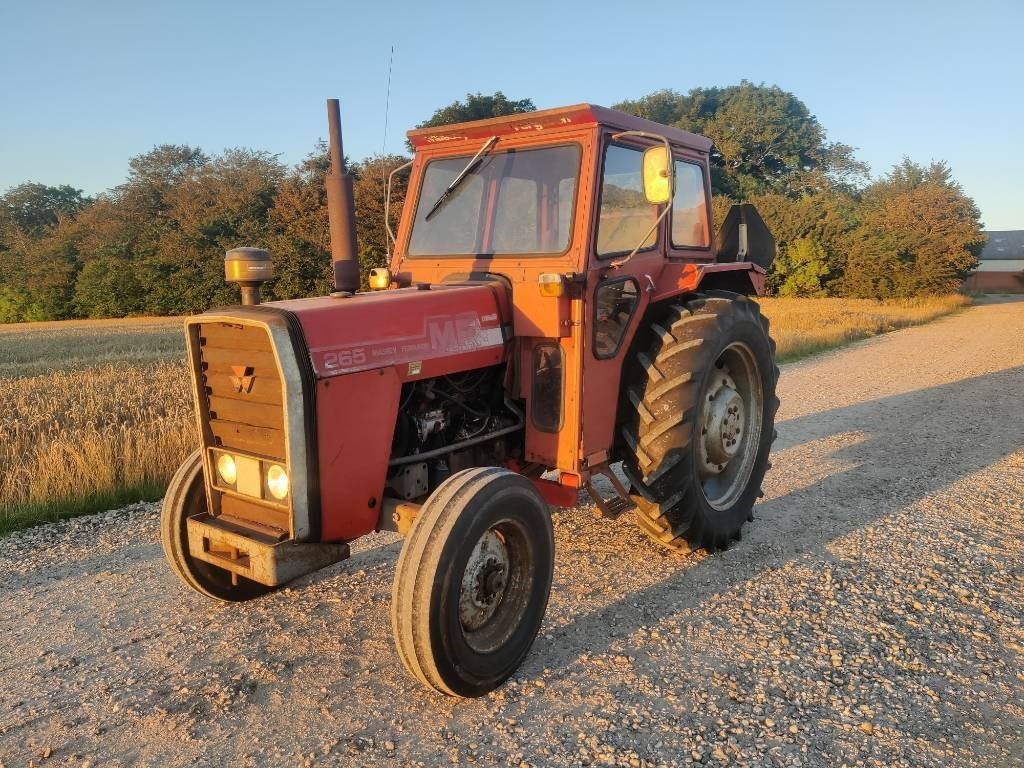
[577,138,669,468]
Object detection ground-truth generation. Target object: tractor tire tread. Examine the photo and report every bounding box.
[616,290,779,553]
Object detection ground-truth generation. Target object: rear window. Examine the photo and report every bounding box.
[672,160,710,248]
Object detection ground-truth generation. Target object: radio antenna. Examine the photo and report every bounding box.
[382,45,394,257]
[381,45,394,176]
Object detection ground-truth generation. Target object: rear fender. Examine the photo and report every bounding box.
[652,261,765,303]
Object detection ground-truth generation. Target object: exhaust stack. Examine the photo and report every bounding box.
[325,99,360,295]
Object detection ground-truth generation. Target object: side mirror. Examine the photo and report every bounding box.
[641,145,673,205]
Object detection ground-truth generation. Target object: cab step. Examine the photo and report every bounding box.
[584,463,637,520]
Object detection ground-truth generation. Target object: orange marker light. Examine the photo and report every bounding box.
[368,268,391,291]
[538,273,565,298]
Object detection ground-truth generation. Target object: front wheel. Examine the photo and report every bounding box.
[391,467,554,697]
[618,291,779,553]
[160,449,272,602]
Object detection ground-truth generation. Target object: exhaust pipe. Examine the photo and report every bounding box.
[325,99,360,295]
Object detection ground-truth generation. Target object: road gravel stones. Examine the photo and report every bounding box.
[1,299,1023,767]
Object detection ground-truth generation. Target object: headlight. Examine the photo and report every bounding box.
[216,453,237,485]
[266,464,289,500]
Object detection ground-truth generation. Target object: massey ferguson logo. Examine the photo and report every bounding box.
[229,365,255,393]
[312,312,505,377]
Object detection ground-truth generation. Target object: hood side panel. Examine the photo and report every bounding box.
[273,285,509,380]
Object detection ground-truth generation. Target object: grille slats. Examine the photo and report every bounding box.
[207,395,284,431]
[202,372,283,406]
[201,345,278,371]
[201,322,279,352]
[198,322,287,462]
[209,418,287,458]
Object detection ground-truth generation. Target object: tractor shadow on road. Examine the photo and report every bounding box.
[523,363,1024,680]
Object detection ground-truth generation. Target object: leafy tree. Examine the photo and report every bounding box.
[408,92,535,151]
[0,85,989,321]
[160,153,282,312]
[769,237,830,296]
[266,144,333,299]
[72,249,147,317]
[615,82,867,198]
[119,145,207,222]
[835,159,984,298]
[749,191,859,291]
[0,182,89,241]
[1,234,80,320]
[0,183,91,321]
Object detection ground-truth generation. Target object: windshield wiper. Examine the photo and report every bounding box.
[424,135,498,221]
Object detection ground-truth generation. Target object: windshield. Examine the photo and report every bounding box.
[407,144,581,257]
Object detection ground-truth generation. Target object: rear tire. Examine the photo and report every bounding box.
[391,467,554,697]
[161,449,272,602]
[618,291,779,553]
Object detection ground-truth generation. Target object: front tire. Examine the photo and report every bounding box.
[160,449,272,602]
[618,291,779,553]
[391,467,554,697]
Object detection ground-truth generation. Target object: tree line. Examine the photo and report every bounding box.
[0,84,985,322]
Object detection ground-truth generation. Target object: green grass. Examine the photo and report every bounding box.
[0,482,167,536]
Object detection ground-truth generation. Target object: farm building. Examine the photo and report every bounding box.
[964,230,1024,293]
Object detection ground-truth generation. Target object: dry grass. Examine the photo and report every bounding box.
[0,316,185,377]
[1,295,969,533]
[1,319,193,533]
[759,295,970,362]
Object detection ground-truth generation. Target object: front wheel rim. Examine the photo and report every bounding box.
[698,341,763,510]
[457,519,534,654]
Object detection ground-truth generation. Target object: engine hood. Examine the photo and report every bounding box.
[268,283,511,380]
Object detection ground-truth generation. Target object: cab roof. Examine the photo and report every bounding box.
[406,103,713,154]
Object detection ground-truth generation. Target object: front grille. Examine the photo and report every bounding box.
[196,321,290,533]
[198,322,286,460]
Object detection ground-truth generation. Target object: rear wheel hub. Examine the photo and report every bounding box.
[698,342,764,510]
[705,386,744,466]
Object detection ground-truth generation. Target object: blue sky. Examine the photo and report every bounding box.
[2,0,1021,229]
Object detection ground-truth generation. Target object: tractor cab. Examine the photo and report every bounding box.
[381,105,770,494]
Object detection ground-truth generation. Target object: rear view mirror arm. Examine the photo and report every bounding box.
[385,159,414,258]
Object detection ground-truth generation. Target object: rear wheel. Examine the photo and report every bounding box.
[160,449,272,602]
[618,291,778,553]
[391,467,554,697]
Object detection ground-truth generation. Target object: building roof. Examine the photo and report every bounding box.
[406,103,714,153]
[980,231,1024,260]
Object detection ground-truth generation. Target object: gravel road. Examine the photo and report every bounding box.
[2,299,1023,768]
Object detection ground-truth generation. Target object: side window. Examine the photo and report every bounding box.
[593,278,640,358]
[671,160,710,248]
[596,145,658,257]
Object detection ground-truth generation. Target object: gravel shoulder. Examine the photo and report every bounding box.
[2,299,1023,768]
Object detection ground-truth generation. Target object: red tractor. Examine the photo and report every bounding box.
[162,100,778,697]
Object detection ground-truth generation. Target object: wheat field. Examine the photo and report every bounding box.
[759,294,970,362]
[1,318,193,532]
[0,296,968,532]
